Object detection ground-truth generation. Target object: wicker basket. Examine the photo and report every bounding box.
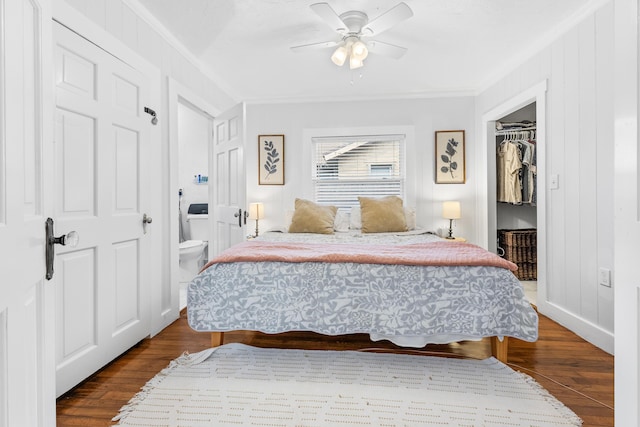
[498,229,537,280]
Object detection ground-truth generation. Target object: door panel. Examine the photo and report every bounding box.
[53,22,151,396]
[0,0,55,425]
[113,240,140,332]
[56,249,96,366]
[56,110,96,215]
[212,103,246,256]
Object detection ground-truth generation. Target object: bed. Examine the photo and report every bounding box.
[187,197,539,363]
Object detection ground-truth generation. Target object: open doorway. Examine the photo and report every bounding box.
[480,80,547,308]
[177,100,214,309]
[168,80,219,317]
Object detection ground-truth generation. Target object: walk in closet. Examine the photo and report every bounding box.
[495,103,537,300]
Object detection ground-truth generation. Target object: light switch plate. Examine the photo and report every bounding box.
[599,268,611,287]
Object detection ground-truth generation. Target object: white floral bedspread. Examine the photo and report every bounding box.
[187,231,538,346]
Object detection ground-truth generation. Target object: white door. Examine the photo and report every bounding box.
[0,0,55,425]
[53,22,152,396]
[614,0,639,424]
[211,103,246,255]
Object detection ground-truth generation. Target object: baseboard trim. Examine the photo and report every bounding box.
[537,300,614,355]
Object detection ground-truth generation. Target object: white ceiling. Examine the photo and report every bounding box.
[134,0,602,102]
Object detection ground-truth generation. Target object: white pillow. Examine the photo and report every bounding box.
[405,207,416,230]
[350,206,416,230]
[333,210,351,232]
[350,206,362,229]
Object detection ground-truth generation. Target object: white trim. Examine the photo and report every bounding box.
[613,0,639,423]
[243,90,476,105]
[166,78,218,328]
[537,300,614,354]
[302,126,416,208]
[478,79,547,246]
[478,80,550,349]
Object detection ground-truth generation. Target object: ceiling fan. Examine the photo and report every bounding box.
[291,2,413,70]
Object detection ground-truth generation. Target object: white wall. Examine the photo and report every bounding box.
[476,1,614,352]
[178,102,210,240]
[244,97,476,239]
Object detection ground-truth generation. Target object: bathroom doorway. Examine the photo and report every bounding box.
[167,80,218,318]
[177,100,214,308]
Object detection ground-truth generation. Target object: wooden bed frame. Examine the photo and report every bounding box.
[209,332,510,363]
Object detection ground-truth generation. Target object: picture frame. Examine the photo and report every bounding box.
[258,134,285,185]
[435,130,465,184]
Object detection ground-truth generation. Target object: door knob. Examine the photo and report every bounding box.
[45,218,79,280]
[233,209,242,227]
[143,213,152,234]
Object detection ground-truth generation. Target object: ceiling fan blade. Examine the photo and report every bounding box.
[290,40,340,52]
[362,2,413,36]
[366,40,408,59]
[310,3,348,33]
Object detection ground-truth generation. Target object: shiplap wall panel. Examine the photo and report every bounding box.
[594,3,615,328]
[137,19,162,67]
[563,26,583,316]
[105,0,123,41]
[85,0,105,29]
[578,16,599,321]
[548,38,567,306]
[477,2,615,345]
[121,4,137,52]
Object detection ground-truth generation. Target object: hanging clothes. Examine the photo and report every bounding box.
[496,129,537,205]
[497,138,522,204]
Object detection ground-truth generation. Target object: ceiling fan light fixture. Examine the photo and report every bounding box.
[331,45,348,66]
[349,56,364,70]
[351,40,368,60]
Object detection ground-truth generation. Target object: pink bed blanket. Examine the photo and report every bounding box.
[202,240,518,272]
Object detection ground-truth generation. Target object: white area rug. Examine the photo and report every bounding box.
[113,343,581,426]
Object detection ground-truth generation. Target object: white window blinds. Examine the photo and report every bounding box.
[312,135,405,209]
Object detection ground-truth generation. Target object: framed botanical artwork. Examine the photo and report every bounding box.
[258,135,285,185]
[435,130,465,184]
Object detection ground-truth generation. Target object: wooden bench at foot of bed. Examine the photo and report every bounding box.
[210,332,510,363]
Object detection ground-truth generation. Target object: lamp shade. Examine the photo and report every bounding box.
[248,202,265,220]
[442,201,461,219]
[331,45,348,66]
[351,40,368,60]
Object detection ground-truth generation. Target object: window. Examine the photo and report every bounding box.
[312,135,405,209]
[370,164,393,177]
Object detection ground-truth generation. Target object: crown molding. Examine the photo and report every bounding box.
[243,89,476,106]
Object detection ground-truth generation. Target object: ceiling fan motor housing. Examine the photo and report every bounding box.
[338,10,369,34]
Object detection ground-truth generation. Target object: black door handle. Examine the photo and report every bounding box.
[233,209,242,227]
[45,218,79,280]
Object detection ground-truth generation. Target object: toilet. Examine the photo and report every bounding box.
[179,203,209,282]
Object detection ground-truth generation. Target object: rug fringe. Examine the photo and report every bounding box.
[111,347,218,424]
[516,371,584,426]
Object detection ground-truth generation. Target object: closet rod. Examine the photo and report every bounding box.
[494,126,536,135]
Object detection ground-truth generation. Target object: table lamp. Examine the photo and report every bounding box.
[442,201,461,239]
[248,202,265,237]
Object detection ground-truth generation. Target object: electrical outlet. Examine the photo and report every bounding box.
[598,268,611,287]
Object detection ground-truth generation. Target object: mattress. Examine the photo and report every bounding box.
[187,230,538,347]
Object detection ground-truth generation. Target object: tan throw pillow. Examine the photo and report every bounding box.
[358,196,408,233]
[288,198,338,234]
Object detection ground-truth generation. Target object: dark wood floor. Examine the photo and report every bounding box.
[57,310,614,427]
